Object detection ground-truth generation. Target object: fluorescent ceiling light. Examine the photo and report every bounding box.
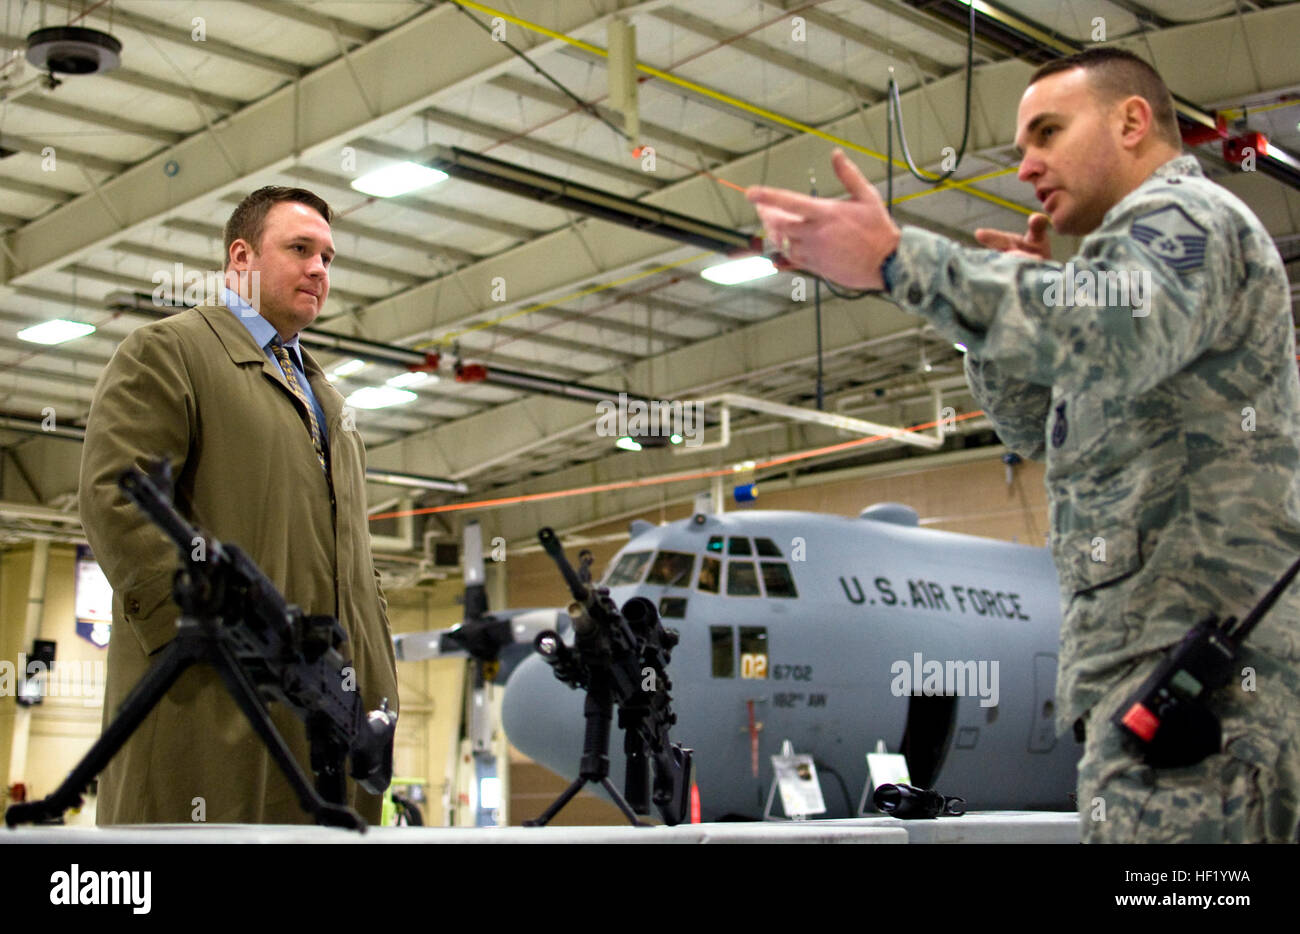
[386,371,434,389]
[351,162,448,198]
[331,358,367,378]
[700,255,778,286]
[345,386,418,409]
[615,436,642,452]
[18,319,96,345]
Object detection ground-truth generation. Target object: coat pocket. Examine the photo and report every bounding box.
[1057,525,1142,595]
[1056,525,1144,666]
[123,569,180,655]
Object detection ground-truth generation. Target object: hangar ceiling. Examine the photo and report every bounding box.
[2,0,1299,559]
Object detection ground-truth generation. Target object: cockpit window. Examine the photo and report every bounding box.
[727,537,752,556]
[698,556,721,594]
[726,561,760,596]
[755,537,783,558]
[659,596,687,619]
[706,536,724,553]
[606,551,652,586]
[761,562,798,598]
[646,551,695,587]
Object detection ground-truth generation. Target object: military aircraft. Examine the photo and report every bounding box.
[396,505,1081,821]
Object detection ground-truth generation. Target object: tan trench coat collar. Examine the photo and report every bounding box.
[195,303,345,438]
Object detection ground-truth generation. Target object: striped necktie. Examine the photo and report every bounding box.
[269,337,328,478]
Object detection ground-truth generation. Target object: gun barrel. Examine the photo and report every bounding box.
[621,595,654,632]
[537,527,589,603]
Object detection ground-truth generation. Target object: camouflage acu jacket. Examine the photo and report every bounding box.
[886,154,1300,731]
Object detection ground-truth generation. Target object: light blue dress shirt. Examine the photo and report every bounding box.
[222,288,330,453]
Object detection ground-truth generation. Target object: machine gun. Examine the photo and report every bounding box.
[4,460,396,831]
[525,527,693,827]
[1113,554,1300,768]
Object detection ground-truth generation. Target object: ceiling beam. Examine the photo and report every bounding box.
[0,335,111,368]
[0,132,126,174]
[650,7,884,103]
[238,0,380,46]
[1102,0,1176,29]
[489,73,739,165]
[64,263,153,292]
[327,217,481,266]
[272,168,536,243]
[409,109,665,190]
[0,174,78,202]
[10,94,184,146]
[760,1,956,80]
[8,283,99,306]
[601,285,744,329]
[527,304,691,345]
[478,322,641,364]
[103,67,245,115]
[0,361,99,390]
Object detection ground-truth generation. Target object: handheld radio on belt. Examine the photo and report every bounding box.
[1112,554,1300,768]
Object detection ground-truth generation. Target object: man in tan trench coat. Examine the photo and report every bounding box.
[80,187,399,824]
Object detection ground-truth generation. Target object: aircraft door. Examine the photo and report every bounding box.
[710,626,770,680]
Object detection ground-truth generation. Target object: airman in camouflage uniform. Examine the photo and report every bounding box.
[750,48,1300,842]
[901,152,1300,843]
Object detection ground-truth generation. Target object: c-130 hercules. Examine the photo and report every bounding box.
[395,504,1080,821]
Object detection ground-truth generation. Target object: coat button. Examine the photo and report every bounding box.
[907,284,923,304]
[127,598,140,614]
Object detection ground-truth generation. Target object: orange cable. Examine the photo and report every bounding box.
[370,409,986,520]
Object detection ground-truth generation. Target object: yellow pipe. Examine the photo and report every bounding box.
[415,1,1026,348]
[1220,99,1300,120]
[453,1,1026,215]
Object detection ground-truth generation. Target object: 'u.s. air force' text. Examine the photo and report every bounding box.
[839,575,1031,621]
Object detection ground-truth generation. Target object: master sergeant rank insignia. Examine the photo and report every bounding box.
[1130,204,1208,272]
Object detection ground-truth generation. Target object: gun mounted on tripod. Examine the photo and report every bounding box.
[4,460,396,831]
[526,527,694,827]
